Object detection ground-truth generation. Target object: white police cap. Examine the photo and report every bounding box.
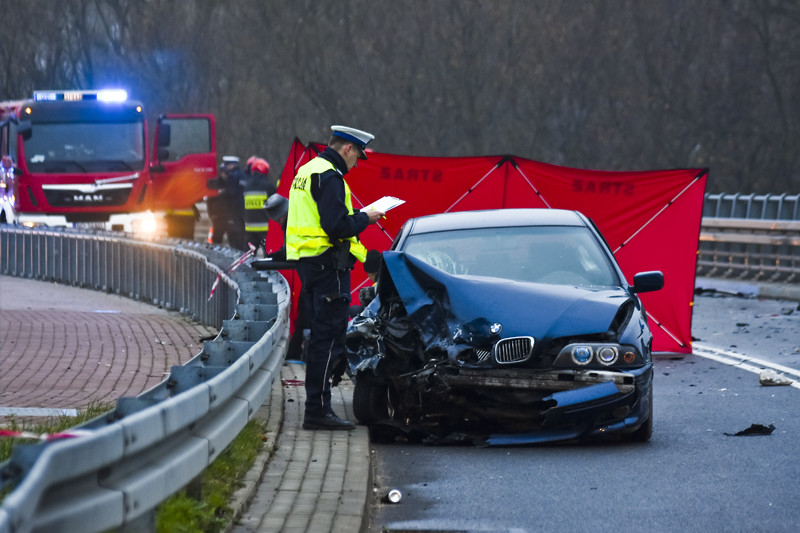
[331,125,374,159]
[222,155,240,164]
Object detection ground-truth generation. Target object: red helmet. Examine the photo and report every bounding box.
[251,158,270,175]
[246,155,257,170]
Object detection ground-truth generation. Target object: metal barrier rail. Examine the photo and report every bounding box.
[703,193,800,220]
[698,218,800,283]
[0,227,290,533]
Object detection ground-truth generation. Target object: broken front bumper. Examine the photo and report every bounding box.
[430,364,653,444]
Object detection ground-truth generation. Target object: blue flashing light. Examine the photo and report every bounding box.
[97,89,128,102]
[32,89,128,103]
[33,91,58,101]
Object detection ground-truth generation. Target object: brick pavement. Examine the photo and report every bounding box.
[0,275,215,414]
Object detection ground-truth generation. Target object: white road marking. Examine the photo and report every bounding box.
[692,342,800,390]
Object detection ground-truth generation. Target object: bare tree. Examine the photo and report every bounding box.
[2,0,797,193]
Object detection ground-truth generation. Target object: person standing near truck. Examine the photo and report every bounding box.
[209,156,247,251]
[286,125,384,430]
[242,156,276,254]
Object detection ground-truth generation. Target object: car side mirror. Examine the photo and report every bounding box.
[632,271,664,293]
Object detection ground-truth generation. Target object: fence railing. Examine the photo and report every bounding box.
[699,193,800,283]
[703,192,800,220]
[0,227,290,533]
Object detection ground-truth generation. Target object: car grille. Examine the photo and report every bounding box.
[474,347,492,362]
[493,336,534,364]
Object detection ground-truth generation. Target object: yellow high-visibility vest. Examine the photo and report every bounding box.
[286,157,367,262]
[243,189,270,232]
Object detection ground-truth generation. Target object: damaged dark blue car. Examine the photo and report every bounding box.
[346,209,664,445]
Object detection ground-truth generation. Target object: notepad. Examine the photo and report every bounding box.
[364,196,405,212]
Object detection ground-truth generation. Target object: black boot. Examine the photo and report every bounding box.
[303,412,355,430]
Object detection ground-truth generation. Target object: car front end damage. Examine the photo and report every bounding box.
[347,251,655,445]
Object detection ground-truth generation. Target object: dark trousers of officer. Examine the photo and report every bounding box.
[296,261,351,417]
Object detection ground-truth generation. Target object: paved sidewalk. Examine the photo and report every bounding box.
[228,363,371,533]
[0,275,214,415]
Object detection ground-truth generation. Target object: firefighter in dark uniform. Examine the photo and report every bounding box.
[242,156,277,254]
[209,155,247,251]
[286,125,384,430]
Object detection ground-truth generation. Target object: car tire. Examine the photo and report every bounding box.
[353,376,388,424]
[624,388,653,442]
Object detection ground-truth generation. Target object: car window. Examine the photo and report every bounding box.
[400,225,620,287]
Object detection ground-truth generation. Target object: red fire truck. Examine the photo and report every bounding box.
[0,89,217,238]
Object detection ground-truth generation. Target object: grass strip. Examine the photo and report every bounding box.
[155,419,267,532]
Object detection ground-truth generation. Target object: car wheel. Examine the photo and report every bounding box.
[353,376,388,424]
[624,388,653,442]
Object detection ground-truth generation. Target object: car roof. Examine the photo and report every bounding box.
[404,208,587,235]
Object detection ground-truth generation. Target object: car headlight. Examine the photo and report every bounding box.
[557,343,643,368]
[571,345,593,365]
[596,346,618,365]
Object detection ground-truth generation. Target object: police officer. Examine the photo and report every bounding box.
[242,156,277,254]
[286,125,384,430]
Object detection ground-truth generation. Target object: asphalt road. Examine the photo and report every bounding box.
[367,293,800,533]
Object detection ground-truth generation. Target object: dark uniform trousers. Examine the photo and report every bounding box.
[296,260,351,417]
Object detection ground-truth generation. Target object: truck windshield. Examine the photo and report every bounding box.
[23,121,145,173]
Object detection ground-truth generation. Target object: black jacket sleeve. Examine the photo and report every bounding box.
[315,170,369,240]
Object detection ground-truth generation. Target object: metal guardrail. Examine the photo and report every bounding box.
[0,226,290,533]
[703,193,800,220]
[698,218,800,283]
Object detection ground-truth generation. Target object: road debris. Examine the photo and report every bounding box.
[758,369,793,386]
[724,423,775,436]
[383,489,403,504]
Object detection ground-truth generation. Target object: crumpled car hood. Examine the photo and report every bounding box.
[380,251,631,348]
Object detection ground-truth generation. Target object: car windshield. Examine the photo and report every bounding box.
[23,121,145,173]
[400,225,620,287]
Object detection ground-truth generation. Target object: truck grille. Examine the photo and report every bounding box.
[42,184,133,208]
[494,336,535,364]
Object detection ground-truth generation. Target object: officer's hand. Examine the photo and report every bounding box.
[366,208,384,224]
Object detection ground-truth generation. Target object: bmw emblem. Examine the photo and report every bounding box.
[489,323,502,334]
